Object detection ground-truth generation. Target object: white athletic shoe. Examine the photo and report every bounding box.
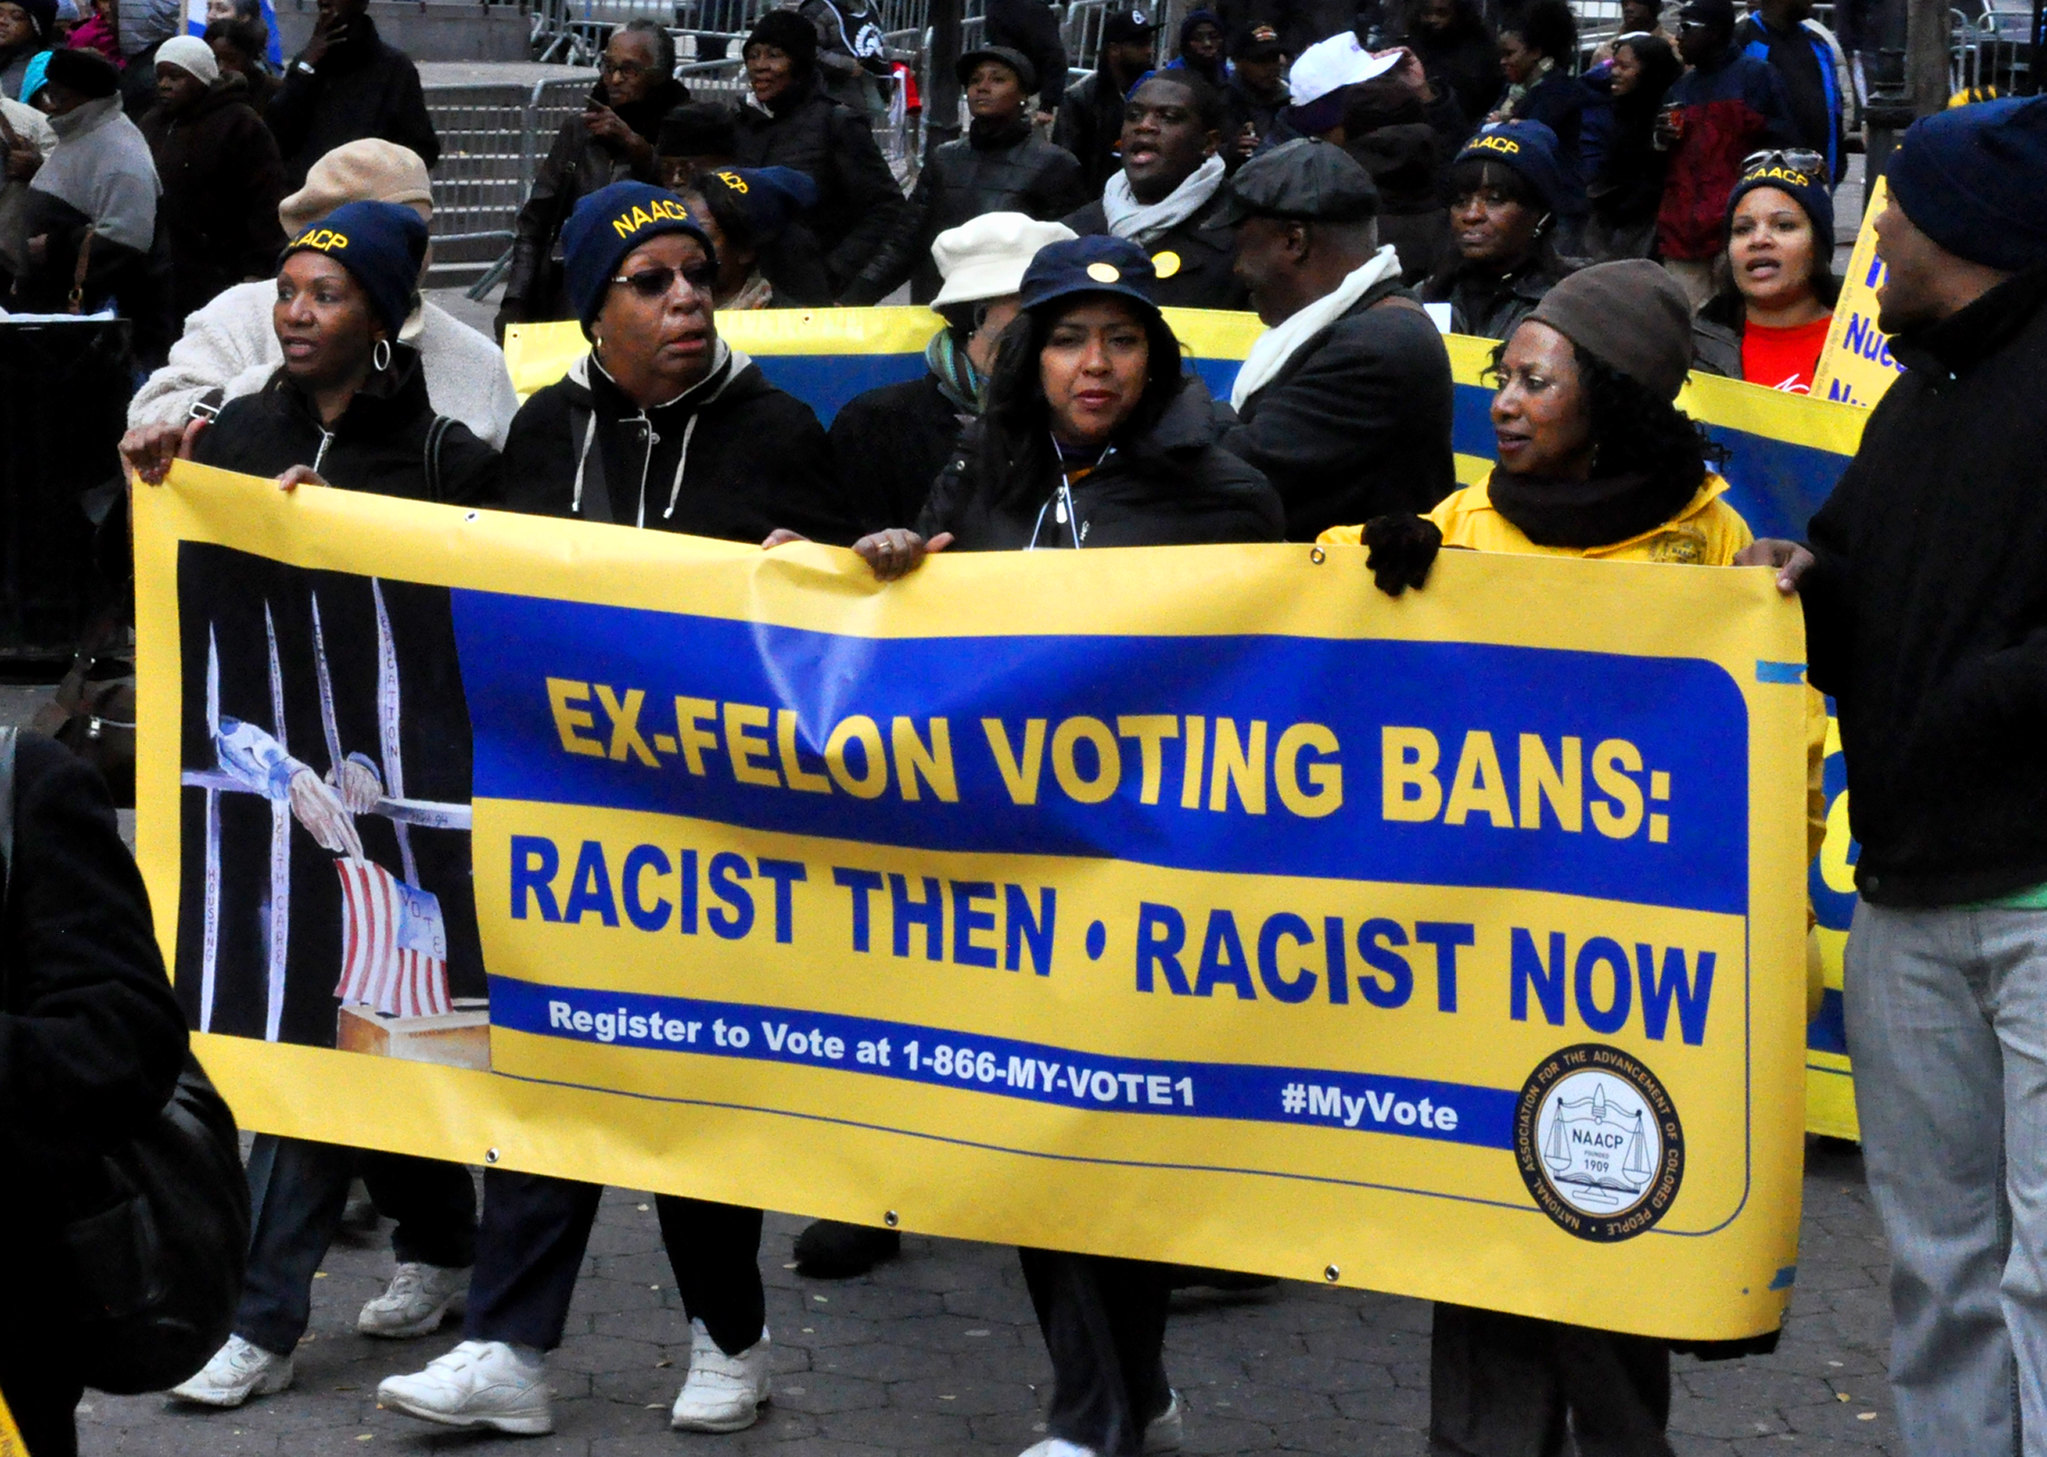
[670,1319,772,1432]
[357,1261,469,1338]
[168,1335,294,1408]
[376,1339,553,1436]
[1145,1389,1184,1452]
[1018,1440,1100,1457]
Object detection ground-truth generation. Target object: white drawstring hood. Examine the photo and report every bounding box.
[566,340,751,521]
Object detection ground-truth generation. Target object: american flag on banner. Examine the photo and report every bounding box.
[334,858,452,1018]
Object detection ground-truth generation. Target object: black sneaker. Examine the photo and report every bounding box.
[793,1219,901,1277]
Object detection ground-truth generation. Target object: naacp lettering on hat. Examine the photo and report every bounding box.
[1018,234,1161,315]
[1455,120,1571,217]
[281,200,429,341]
[562,181,717,331]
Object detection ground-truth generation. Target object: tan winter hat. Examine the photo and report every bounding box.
[279,140,434,237]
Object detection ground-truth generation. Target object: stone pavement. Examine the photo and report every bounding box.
[71,1141,1896,1457]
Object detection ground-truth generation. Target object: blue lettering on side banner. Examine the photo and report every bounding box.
[451,592,1751,915]
[490,976,1517,1149]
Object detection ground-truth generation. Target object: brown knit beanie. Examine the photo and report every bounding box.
[279,140,434,238]
[1525,260,1694,402]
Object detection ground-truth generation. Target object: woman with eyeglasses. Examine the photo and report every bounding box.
[375,182,847,1442]
[495,18,687,339]
[1691,152,1837,393]
[1323,260,1826,1457]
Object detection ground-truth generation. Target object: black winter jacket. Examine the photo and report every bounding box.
[1801,269,2047,906]
[195,344,500,504]
[1053,69,1135,196]
[1062,190,1250,312]
[499,345,852,544]
[498,79,686,328]
[730,78,908,300]
[1221,278,1456,540]
[918,374,1283,549]
[266,17,440,189]
[140,78,285,321]
[1424,250,1576,341]
[986,0,1069,108]
[830,371,968,533]
[854,117,1087,303]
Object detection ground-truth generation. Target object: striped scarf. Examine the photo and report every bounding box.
[925,327,986,414]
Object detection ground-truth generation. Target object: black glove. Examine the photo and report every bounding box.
[1363,514,1443,596]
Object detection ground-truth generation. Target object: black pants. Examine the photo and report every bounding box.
[1019,1248,1173,1455]
[1429,1303,1674,1457]
[0,1352,80,1457]
[464,1169,765,1356]
[236,1134,477,1356]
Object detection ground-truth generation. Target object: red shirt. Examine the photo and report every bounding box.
[1740,314,1833,394]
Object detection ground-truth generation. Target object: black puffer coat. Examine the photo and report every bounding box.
[730,77,908,300]
[194,344,500,504]
[499,344,852,544]
[1062,189,1250,312]
[1052,69,1132,196]
[851,117,1086,303]
[830,370,969,533]
[919,374,1283,549]
[498,78,688,329]
[264,16,440,189]
[140,76,286,321]
[986,0,1068,110]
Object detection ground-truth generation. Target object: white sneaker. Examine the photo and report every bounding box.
[168,1335,294,1408]
[376,1339,553,1435]
[1018,1441,1099,1457]
[1145,1389,1184,1452]
[357,1261,468,1338]
[670,1319,771,1432]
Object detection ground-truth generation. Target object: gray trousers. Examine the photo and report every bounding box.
[1846,899,2047,1456]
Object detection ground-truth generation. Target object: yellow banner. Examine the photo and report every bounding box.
[1811,177,1905,409]
[0,1388,26,1457]
[136,467,1811,1340]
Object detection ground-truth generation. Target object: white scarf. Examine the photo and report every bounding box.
[1101,154,1226,248]
[1230,245,1404,409]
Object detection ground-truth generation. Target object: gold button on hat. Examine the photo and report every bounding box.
[1085,261,1122,283]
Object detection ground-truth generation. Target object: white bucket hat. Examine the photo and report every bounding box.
[929,212,1079,309]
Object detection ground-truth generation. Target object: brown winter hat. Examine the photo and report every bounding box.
[279,140,434,236]
[1525,260,1694,402]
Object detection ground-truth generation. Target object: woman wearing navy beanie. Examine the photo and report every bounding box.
[1692,152,1839,392]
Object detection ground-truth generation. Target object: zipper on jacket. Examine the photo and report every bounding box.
[312,428,333,476]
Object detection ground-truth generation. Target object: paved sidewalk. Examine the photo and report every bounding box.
[74,1139,1894,1457]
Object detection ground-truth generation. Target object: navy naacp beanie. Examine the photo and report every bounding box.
[1888,96,2047,272]
[1727,153,1834,250]
[281,201,428,341]
[1456,120,1570,219]
[562,181,718,332]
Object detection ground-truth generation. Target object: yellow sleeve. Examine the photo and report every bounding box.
[1316,522,1365,547]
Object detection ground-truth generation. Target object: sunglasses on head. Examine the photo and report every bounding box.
[1741,147,1828,181]
[610,263,718,299]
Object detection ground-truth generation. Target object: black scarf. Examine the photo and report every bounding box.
[969,112,1031,150]
[1488,468,1701,548]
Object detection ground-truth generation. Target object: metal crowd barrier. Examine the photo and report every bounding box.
[423,73,597,287]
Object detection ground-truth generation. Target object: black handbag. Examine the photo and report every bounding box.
[0,727,250,1394]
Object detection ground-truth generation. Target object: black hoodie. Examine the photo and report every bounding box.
[1802,268,2047,906]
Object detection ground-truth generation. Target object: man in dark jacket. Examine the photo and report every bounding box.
[1656,0,1792,306]
[731,7,908,303]
[1053,6,1157,194]
[497,19,686,335]
[140,35,284,321]
[1734,0,1845,188]
[1062,70,1248,310]
[849,45,1084,303]
[1,731,190,1457]
[1740,97,2047,1457]
[1221,139,1452,540]
[265,0,438,190]
[986,0,1067,121]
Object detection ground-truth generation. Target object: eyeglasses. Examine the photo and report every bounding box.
[1741,147,1828,181]
[600,57,653,77]
[610,264,718,299]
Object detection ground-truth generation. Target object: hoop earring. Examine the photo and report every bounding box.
[371,338,392,372]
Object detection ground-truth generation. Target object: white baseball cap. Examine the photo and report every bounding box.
[1286,32,1399,108]
[929,212,1081,309]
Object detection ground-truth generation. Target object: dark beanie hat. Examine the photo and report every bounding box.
[956,44,1037,93]
[694,166,818,246]
[1726,153,1834,250]
[1888,95,2047,272]
[281,201,429,340]
[745,8,817,75]
[16,0,55,41]
[1455,120,1569,217]
[43,46,120,98]
[658,101,738,157]
[1526,259,1694,401]
[561,180,717,330]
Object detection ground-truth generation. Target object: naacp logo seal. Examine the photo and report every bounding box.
[1514,1044,1683,1242]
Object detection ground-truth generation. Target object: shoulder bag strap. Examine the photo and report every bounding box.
[423,415,453,502]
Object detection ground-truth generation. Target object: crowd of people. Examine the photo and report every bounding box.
[0,0,2038,1453]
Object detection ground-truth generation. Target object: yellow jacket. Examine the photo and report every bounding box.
[1320,473,1830,1016]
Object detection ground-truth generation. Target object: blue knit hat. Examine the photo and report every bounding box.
[695,166,818,246]
[1017,235,1160,316]
[1726,153,1834,251]
[1888,96,2047,272]
[1455,120,1570,218]
[281,201,427,340]
[561,181,717,330]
